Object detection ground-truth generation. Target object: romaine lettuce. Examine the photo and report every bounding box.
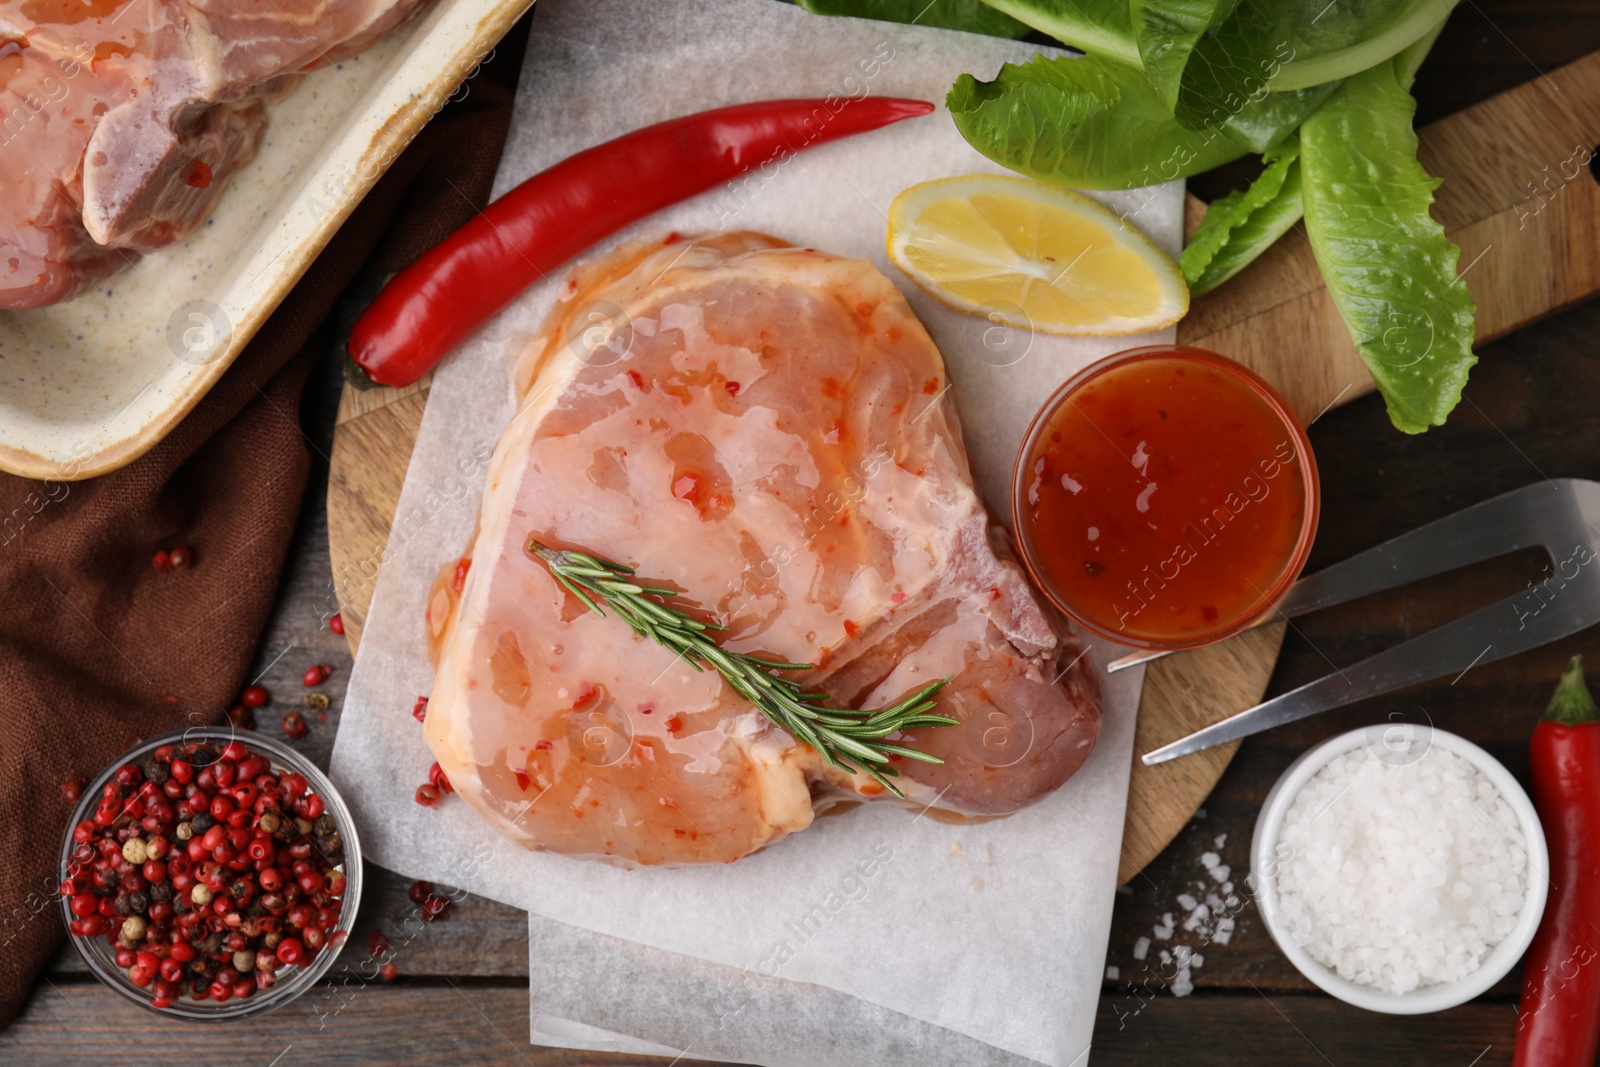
[947,53,1249,190]
[795,0,1031,37]
[1181,135,1303,295]
[980,0,1141,64]
[1299,50,1476,432]
[1130,0,1221,110]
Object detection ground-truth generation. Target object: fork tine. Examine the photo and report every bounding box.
[1141,569,1600,765]
[1275,479,1578,617]
[1109,479,1589,674]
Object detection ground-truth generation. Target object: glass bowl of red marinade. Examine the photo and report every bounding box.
[1012,345,1320,651]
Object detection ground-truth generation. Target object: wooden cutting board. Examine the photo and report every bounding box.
[326,51,1600,884]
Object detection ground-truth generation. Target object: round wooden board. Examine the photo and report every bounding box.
[326,376,1281,885]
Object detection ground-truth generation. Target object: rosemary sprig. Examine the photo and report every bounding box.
[527,539,956,795]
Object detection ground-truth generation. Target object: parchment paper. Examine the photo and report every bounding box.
[329,1,1184,1063]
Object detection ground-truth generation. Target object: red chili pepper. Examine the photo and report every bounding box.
[1515,655,1600,1066]
[347,96,935,387]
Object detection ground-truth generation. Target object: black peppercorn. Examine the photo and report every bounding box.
[312,814,336,837]
[191,812,215,833]
[140,758,170,786]
[125,890,149,915]
[316,833,343,858]
[114,894,134,916]
[149,882,172,903]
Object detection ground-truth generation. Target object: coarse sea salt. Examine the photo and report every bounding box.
[1273,744,1528,996]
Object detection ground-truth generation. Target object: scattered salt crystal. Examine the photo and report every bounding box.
[1273,744,1528,995]
[1171,947,1194,997]
[1105,966,1120,981]
[1159,949,1172,965]
[1214,833,1228,849]
[1132,936,1150,961]
[1213,917,1235,945]
[1176,893,1198,912]
[1153,914,1175,940]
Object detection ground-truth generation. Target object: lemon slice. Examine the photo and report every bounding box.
[886,174,1189,336]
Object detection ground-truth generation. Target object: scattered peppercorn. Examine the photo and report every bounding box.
[60,776,86,804]
[428,762,453,795]
[302,664,332,687]
[280,712,309,740]
[412,696,428,723]
[240,685,270,709]
[380,961,398,981]
[168,545,194,571]
[421,895,452,923]
[303,692,330,713]
[328,612,345,636]
[225,704,255,730]
[413,784,441,808]
[367,929,389,957]
[408,881,433,905]
[151,550,170,573]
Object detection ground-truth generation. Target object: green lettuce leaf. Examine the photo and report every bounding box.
[795,0,1031,38]
[1299,50,1476,432]
[1272,0,1459,90]
[1181,135,1303,295]
[947,52,1249,190]
[980,0,1141,65]
[1171,0,1291,132]
[986,0,1458,91]
[1219,81,1340,152]
[1131,0,1222,110]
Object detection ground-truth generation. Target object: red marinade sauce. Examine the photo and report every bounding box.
[1017,349,1315,647]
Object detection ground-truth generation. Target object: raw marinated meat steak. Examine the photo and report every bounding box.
[0,0,430,310]
[424,232,1103,867]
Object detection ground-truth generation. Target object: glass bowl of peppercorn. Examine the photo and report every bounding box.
[57,726,362,1019]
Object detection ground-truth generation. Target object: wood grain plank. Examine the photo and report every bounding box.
[328,385,433,647]
[1093,992,1516,1064]
[0,983,686,1066]
[0,982,1521,1066]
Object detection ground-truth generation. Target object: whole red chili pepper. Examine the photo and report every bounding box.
[347,96,934,387]
[1515,655,1600,1066]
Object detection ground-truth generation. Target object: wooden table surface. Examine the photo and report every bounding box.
[6,2,1600,1064]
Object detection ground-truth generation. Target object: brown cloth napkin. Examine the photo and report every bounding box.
[0,16,529,1028]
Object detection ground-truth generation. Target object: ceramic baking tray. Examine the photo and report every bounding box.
[0,0,535,481]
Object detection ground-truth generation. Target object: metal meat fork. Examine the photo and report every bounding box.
[1139,478,1600,765]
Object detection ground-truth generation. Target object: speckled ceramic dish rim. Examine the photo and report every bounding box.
[0,0,536,482]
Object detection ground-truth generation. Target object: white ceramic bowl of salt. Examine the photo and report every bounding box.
[1251,725,1547,1014]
